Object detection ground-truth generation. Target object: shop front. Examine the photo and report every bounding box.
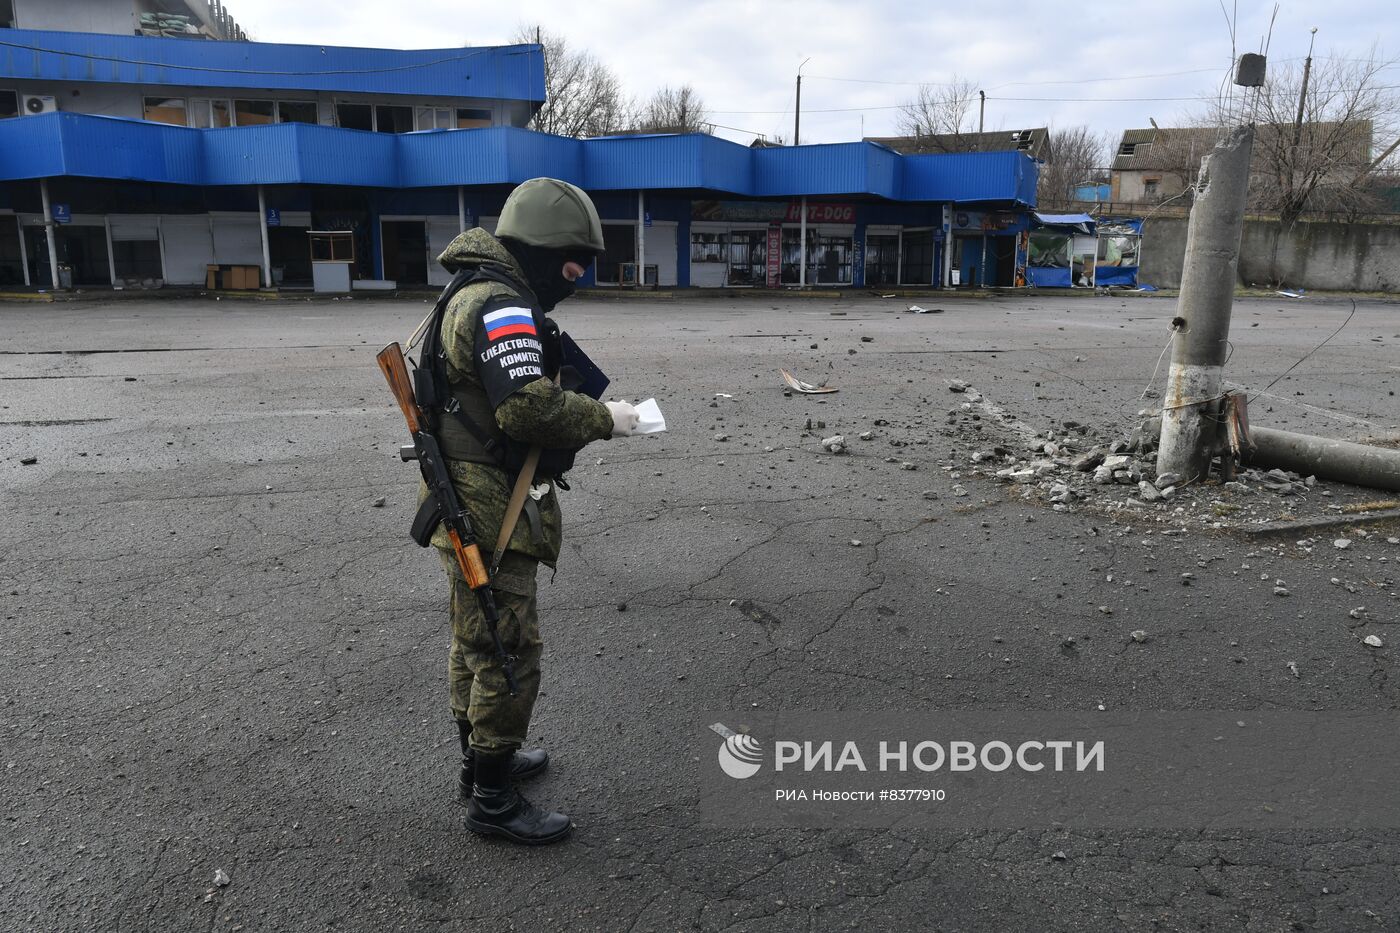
[689,200,856,288]
[948,209,1028,288]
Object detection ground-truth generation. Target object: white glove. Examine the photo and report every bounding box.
[605,400,640,437]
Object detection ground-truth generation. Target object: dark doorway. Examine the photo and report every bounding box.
[24,225,110,287]
[268,226,312,286]
[0,216,23,287]
[865,234,899,286]
[900,230,933,285]
[992,236,1017,287]
[381,220,428,285]
[596,224,636,285]
[112,241,162,282]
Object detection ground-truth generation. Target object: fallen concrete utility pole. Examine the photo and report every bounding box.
[1246,427,1400,492]
[1157,54,1265,483]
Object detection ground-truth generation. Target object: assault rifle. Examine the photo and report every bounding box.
[376,341,519,695]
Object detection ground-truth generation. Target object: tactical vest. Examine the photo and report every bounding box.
[415,265,577,481]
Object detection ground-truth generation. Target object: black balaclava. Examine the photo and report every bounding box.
[500,238,594,313]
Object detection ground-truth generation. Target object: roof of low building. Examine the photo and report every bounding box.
[865,127,1051,159]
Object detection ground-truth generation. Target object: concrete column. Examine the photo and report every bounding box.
[458,186,467,232]
[257,185,272,288]
[940,205,954,287]
[16,214,31,287]
[1248,427,1400,491]
[1156,125,1256,482]
[104,216,117,287]
[895,228,903,286]
[798,195,807,288]
[852,221,866,288]
[39,179,60,290]
[636,190,646,287]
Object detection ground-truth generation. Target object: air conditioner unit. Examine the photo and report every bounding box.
[23,95,58,116]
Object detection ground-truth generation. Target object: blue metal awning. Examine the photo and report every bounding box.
[0,28,544,101]
[0,112,1040,206]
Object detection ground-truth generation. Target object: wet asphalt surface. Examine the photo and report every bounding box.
[2,291,1399,932]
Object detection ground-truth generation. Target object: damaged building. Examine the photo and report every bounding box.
[0,24,1040,293]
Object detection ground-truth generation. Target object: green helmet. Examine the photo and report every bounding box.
[495,177,605,253]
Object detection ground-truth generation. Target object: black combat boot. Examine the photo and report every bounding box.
[455,720,549,803]
[464,750,572,845]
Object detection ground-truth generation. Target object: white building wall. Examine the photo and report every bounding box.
[14,0,137,34]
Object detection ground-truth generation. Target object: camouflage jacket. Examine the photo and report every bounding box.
[422,228,612,570]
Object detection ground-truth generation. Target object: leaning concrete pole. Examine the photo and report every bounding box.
[1157,57,1265,482]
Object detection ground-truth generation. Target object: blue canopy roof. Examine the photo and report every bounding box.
[0,28,544,101]
[0,113,1040,205]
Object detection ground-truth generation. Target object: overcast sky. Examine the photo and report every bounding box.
[230,0,1395,148]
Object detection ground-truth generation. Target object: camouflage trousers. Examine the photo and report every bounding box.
[440,550,542,755]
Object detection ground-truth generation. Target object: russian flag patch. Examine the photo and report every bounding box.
[482,306,537,340]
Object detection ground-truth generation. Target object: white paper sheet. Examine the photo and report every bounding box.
[633,397,666,434]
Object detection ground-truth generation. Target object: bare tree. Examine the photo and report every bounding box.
[632,85,711,134]
[895,76,979,152]
[1037,126,1110,210]
[1195,47,1397,223]
[513,25,629,138]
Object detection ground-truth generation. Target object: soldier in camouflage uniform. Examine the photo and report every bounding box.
[422,178,640,845]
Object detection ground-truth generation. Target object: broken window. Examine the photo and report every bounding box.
[143,96,187,125]
[1143,177,1160,197]
[1028,232,1072,269]
[1119,142,1138,156]
[234,99,275,126]
[336,102,373,131]
[374,104,413,134]
[1097,235,1141,267]
[457,108,491,128]
[277,101,318,125]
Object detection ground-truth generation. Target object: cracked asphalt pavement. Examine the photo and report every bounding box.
[2,292,1398,932]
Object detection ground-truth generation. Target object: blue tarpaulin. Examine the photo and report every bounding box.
[1094,266,1138,286]
[1027,266,1073,287]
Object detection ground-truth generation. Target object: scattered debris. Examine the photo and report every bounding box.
[1287,661,1300,677]
[906,305,943,314]
[371,496,386,508]
[780,369,838,395]
[1130,630,1148,643]
[1349,607,1366,620]
[1334,538,1352,549]
[19,456,38,466]
[213,869,231,888]
[821,435,847,454]
[1276,289,1308,299]
[849,539,862,547]
[1363,634,1384,648]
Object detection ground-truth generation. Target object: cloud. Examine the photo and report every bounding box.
[226,0,1395,147]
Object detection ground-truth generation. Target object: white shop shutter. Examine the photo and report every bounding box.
[426,217,461,287]
[159,215,214,285]
[210,214,262,264]
[643,222,677,287]
[110,215,160,242]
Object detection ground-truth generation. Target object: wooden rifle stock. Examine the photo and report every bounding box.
[376,343,422,435]
[377,341,517,692]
